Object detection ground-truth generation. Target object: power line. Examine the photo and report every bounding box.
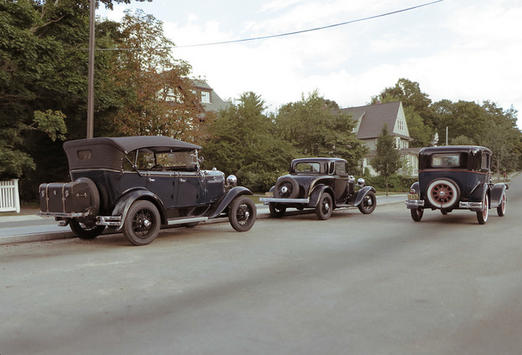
[95,0,443,51]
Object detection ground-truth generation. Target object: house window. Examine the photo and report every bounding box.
[201,91,211,104]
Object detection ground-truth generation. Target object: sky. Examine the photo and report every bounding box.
[99,0,522,129]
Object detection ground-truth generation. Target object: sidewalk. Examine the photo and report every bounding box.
[0,194,407,245]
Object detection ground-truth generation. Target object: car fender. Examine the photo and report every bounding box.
[208,186,253,218]
[111,188,168,230]
[353,186,377,207]
[269,185,275,194]
[409,181,420,195]
[489,183,508,208]
[308,184,334,207]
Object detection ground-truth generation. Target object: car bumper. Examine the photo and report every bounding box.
[405,199,424,208]
[260,197,310,205]
[459,201,483,209]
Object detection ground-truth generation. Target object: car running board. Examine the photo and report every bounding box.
[166,216,209,226]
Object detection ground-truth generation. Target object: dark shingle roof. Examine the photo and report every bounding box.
[192,79,230,112]
[342,101,401,140]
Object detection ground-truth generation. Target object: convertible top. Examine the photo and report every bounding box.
[63,136,201,171]
[64,136,201,154]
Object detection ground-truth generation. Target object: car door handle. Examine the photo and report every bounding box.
[148,178,155,182]
[180,178,186,183]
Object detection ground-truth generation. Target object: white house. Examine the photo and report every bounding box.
[342,101,420,176]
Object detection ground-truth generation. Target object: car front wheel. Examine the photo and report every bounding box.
[358,191,376,214]
[69,219,105,240]
[410,208,423,222]
[123,200,161,246]
[269,203,286,218]
[315,192,333,220]
[229,196,256,232]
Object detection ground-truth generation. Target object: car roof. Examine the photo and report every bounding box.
[63,136,201,154]
[419,145,492,155]
[292,157,347,164]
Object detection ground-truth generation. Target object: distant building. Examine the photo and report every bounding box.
[191,79,230,113]
[342,101,420,176]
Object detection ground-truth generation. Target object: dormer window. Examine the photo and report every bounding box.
[201,91,211,104]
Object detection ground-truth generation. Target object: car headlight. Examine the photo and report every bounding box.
[226,175,237,186]
[357,178,365,187]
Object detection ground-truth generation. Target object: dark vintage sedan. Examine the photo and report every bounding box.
[406,145,508,224]
[260,157,377,220]
[39,136,256,245]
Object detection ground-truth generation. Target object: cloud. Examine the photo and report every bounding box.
[100,0,522,128]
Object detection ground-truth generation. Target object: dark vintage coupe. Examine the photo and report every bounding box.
[39,136,256,245]
[406,145,508,224]
[260,157,377,220]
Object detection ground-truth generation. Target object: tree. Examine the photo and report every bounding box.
[372,78,432,120]
[372,82,434,147]
[202,92,296,192]
[110,10,204,141]
[0,1,154,198]
[371,125,401,196]
[276,91,367,172]
[451,135,475,145]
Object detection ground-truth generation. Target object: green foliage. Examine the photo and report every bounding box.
[451,135,475,145]
[276,91,367,172]
[33,110,67,141]
[371,125,402,195]
[202,92,296,192]
[363,175,416,192]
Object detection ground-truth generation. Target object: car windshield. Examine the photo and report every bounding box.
[431,153,461,168]
[294,162,322,173]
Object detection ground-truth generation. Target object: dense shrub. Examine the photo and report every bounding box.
[363,174,416,192]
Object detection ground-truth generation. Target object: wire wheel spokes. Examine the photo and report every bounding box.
[236,203,252,226]
[132,208,155,238]
[431,183,454,204]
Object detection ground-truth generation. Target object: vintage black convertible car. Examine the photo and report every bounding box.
[406,145,508,224]
[39,136,256,245]
[260,157,377,220]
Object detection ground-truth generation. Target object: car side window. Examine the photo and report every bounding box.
[481,153,490,170]
[335,162,347,176]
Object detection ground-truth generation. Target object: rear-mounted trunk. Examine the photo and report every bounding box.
[39,180,95,216]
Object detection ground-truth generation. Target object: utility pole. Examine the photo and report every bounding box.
[445,126,448,146]
[87,0,95,138]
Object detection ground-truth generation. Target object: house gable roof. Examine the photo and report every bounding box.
[342,101,408,140]
[192,79,230,112]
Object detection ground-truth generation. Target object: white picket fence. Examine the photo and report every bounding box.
[0,179,21,213]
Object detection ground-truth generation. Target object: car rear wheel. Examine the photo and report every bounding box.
[69,219,105,240]
[476,194,489,225]
[315,192,333,220]
[497,193,507,217]
[229,196,256,232]
[269,203,286,218]
[410,208,423,222]
[123,200,161,246]
[358,191,376,214]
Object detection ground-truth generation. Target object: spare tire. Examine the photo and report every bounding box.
[274,177,299,198]
[75,177,101,215]
[426,178,459,209]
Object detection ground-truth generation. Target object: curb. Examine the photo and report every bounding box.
[0,196,406,245]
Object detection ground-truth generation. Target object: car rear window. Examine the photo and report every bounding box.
[431,153,461,168]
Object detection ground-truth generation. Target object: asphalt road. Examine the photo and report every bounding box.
[1,176,521,355]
